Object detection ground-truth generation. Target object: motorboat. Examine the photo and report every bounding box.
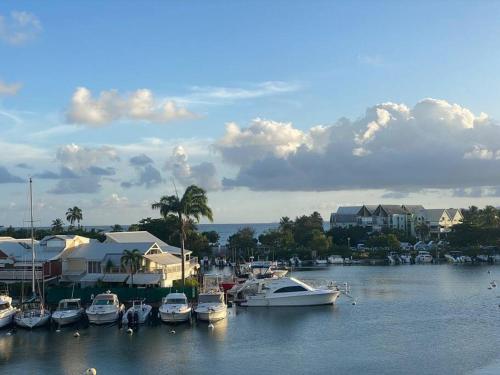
[400,253,412,264]
[195,291,227,322]
[415,251,433,263]
[235,277,340,307]
[86,292,124,325]
[15,299,51,329]
[0,290,17,328]
[387,252,402,265]
[52,298,84,326]
[315,259,328,265]
[327,255,344,264]
[158,293,191,323]
[122,299,152,326]
[289,256,302,267]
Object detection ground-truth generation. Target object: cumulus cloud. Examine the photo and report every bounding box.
[66,87,197,126]
[0,79,22,96]
[0,11,42,45]
[0,166,23,183]
[164,146,220,191]
[218,98,500,192]
[47,144,119,194]
[122,154,163,189]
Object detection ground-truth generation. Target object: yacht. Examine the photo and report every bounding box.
[415,251,433,263]
[52,298,84,326]
[86,292,124,325]
[122,300,152,326]
[0,290,17,328]
[327,255,344,264]
[234,277,340,307]
[15,178,51,329]
[158,293,192,323]
[195,291,227,322]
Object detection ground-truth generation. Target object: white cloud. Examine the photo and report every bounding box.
[218,98,500,192]
[0,79,22,96]
[164,146,220,191]
[56,143,119,172]
[0,11,42,45]
[66,87,197,126]
[188,81,300,101]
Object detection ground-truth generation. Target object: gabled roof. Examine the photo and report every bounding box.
[446,208,463,219]
[104,231,168,246]
[67,241,158,261]
[424,209,450,222]
[374,205,407,216]
[336,206,362,215]
[402,205,425,214]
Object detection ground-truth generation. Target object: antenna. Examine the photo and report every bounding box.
[171,177,179,199]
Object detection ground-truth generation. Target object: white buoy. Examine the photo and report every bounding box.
[74,331,80,338]
[6,331,12,336]
[56,329,61,333]
[488,286,492,290]
[352,301,356,305]
[170,329,176,334]
[85,368,97,375]
[208,323,214,329]
[127,328,133,335]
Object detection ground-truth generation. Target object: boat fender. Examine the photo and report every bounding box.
[170,329,176,334]
[208,323,214,329]
[85,368,97,375]
[74,331,80,338]
[127,328,133,335]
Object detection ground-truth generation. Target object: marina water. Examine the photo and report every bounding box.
[1,264,499,374]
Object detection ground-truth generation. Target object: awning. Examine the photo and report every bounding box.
[102,273,129,283]
[79,273,103,282]
[126,273,161,285]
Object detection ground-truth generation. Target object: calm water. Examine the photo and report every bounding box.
[1,265,499,375]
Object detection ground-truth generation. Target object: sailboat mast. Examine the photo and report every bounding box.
[30,177,35,296]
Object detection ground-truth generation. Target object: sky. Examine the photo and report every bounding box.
[1,1,500,226]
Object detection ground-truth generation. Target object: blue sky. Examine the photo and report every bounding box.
[1,1,500,226]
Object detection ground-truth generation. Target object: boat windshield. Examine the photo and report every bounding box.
[59,301,80,310]
[167,298,186,304]
[198,294,223,303]
[93,298,114,305]
[0,303,11,310]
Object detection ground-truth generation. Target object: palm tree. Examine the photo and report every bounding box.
[110,224,123,232]
[416,222,430,241]
[66,206,83,229]
[121,249,142,287]
[152,185,213,287]
[51,218,64,234]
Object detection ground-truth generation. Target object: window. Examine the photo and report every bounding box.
[87,261,101,274]
[274,286,308,293]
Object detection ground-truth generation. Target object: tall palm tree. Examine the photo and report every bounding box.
[51,218,64,234]
[66,206,83,229]
[121,249,142,287]
[152,185,213,287]
[416,222,430,241]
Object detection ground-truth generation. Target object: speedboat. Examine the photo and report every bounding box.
[158,293,191,323]
[195,291,227,322]
[86,292,124,325]
[315,259,328,265]
[289,256,302,267]
[415,251,433,263]
[52,298,84,326]
[235,277,340,307]
[327,255,344,264]
[15,299,51,329]
[122,299,152,326]
[400,253,412,264]
[0,293,17,328]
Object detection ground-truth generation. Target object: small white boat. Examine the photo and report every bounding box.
[86,292,124,325]
[400,254,412,264]
[159,293,192,323]
[122,300,152,325]
[415,251,433,263]
[15,300,51,329]
[327,255,344,264]
[315,259,328,265]
[236,277,340,307]
[289,256,302,266]
[52,298,84,326]
[195,291,227,322]
[0,292,18,328]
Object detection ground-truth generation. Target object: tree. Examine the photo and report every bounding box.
[416,222,430,241]
[152,185,213,287]
[66,206,83,228]
[481,206,499,227]
[228,227,258,257]
[51,218,64,234]
[202,230,220,245]
[121,249,142,287]
[110,224,123,232]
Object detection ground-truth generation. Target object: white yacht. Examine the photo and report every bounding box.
[52,298,84,326]
[122,300,152,325]
[327,255,344,264]
[86,292,124,325]
[159,293,192,323]
[0,292,17,328]
[195,291,227,322]
[415,251,433,263]
[235,277,340,307]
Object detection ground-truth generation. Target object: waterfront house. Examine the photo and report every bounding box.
[421,209,453,237]
[446,208,464,226]
[330,206,362,228]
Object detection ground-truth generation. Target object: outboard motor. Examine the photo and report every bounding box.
[133,311,139,328]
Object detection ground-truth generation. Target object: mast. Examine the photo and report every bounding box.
[29,177,35,296]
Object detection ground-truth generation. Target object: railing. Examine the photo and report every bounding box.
[0,269,43,280]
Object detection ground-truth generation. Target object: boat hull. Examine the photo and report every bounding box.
[195,307,227,322]
[86,310,120,325]
[15,312,51,328]
[122,305,152,325]
[241,290,340,307]
[0,309,17,328]
[159,309,191,323]
[51,310,83,326]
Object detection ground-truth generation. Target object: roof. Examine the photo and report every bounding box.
[144,252,183,266]
[79,273,103,282]
[423,209,450,222]
[67,242,156,261]
[377,205,408,215]
[446,208,463,219]
[101,273,129,283]
[332,214,358,223]
[105,231,168,246]
[403,205,426,214]
[336,206,362,215]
